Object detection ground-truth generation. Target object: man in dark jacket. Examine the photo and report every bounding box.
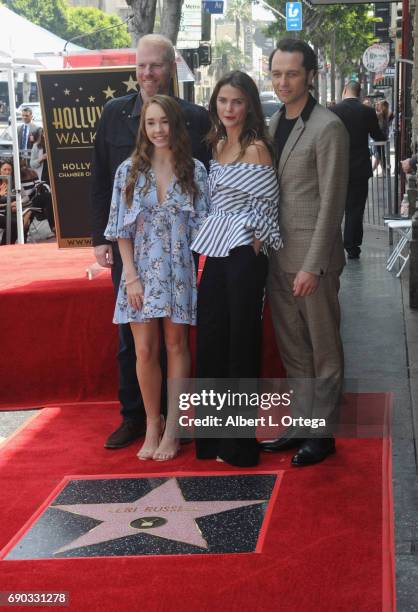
[91,34,210,449]
[332,81,385,259]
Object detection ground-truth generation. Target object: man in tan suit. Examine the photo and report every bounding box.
[260,39,349,465]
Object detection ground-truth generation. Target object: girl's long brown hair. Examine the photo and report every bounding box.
[207,70,274,161]
[125,95,197,207]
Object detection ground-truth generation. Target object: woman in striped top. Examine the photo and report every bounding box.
[191,71,282,467]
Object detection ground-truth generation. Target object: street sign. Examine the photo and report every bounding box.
[177,0,202,50]
[203,1,224,13]
[362,44,390,73]
[286,2,302,31]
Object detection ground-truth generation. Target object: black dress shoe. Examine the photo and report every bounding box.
[291,438,336,466]
[259,427,305,452]
[104,420,146,449]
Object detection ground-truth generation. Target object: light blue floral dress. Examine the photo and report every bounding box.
[104,158,209,325]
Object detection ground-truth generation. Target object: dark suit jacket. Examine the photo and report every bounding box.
[17,121,38,150]
[91,92,211,246]
[331,98,385,180]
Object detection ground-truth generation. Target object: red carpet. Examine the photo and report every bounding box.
[0,395,395,611]
[0,244,285,409]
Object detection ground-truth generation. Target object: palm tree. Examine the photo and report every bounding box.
[225,0,252,50]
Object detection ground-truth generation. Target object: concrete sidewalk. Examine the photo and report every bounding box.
[341,226,418,610]
[0,226,417,609]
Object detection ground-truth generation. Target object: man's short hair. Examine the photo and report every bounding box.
[345,80,361,98]
[137,34,175,64]
[21,107,33,115]
[269,38,318,74]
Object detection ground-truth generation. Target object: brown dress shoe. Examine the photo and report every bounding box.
[104,421,146,449]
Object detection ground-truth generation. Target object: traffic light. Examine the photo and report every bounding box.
[396,4,402,39]
[374,4,390,43]
[181,49,199,71]
[198,44,211,66]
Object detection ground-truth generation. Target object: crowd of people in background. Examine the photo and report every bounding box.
[0,107,54,245]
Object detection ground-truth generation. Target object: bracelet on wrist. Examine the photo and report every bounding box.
[125,275,139,286]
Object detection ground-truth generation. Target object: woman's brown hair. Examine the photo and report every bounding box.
[125,95,197,207]
[379,100,389,119]
[207,70,273,161]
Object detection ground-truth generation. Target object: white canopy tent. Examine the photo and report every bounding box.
[0,6,83,59]
[0,6,84,243]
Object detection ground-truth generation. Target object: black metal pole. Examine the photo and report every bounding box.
[394,60,400,214]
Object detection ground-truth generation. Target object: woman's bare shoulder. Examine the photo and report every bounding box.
[241,141,273,166]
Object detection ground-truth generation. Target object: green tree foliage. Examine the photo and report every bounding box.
[4,0,131,49]
[226,0,252,48]
[66,7,131,50]
[264,1,378,79]
[209,40,246,80]
[4,0,69,38]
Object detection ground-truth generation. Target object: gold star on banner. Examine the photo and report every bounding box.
[64,89,70,96]
[88,96,95,102]
[102,86,116,99]
[123,75,138,92]
[51,97,55,101]
[79,87,83,91]
[54,83,58,87]
[75,99,79,103]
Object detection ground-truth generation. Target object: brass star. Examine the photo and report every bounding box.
[122,75,138,92]
[88,96,95,103]
[102,86,116,99]
[64,89,70,96]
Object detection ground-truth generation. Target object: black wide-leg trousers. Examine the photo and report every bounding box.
[195,245,268,467]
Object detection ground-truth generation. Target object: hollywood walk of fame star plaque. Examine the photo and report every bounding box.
[2,473,282,559]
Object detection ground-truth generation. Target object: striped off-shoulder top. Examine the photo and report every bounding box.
[190,160,282,257]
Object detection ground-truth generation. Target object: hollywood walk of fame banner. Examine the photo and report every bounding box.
[37,67,139,248]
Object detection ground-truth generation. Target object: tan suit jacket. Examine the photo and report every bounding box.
[269,102,349,275]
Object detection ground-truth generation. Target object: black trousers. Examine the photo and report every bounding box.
[111,244,146,424]
[195,245,268,467]
[343,178,369,256]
